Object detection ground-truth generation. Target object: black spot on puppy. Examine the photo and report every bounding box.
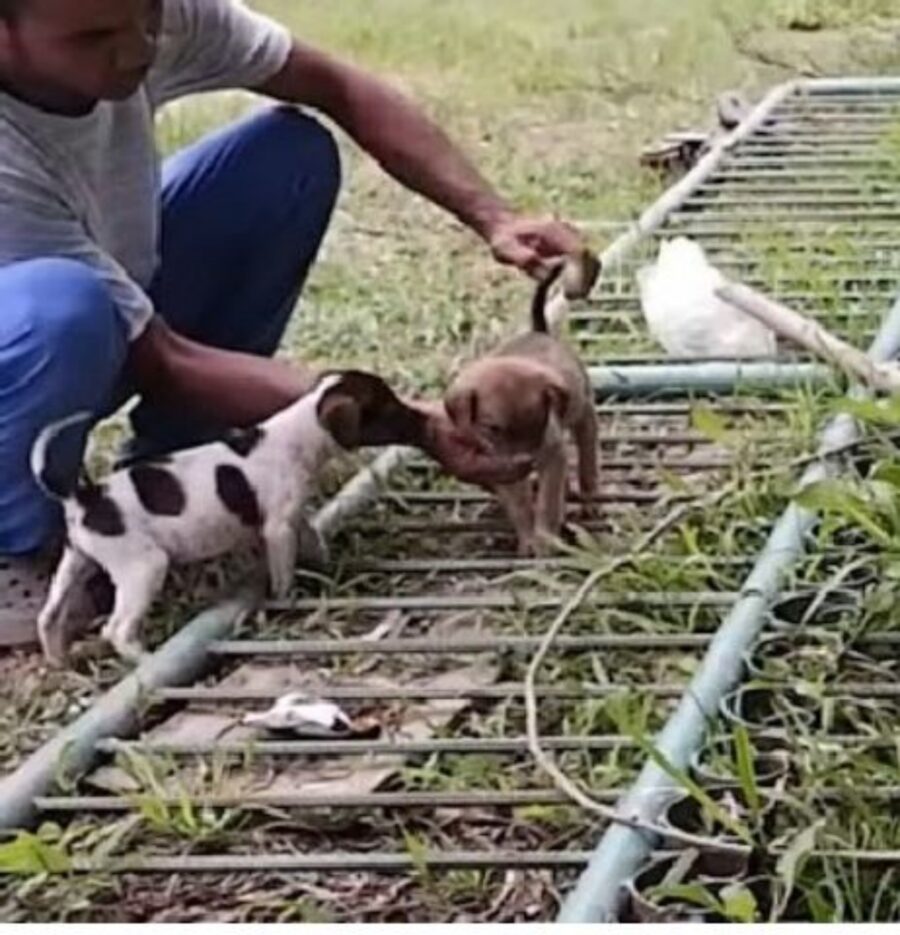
[129,465,187,517]
[215,464,262,527]
[223,426,265,458]
[75,485,126,537]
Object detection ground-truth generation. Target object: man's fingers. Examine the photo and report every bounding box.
[467,452,533,486]
[442,447,533,487]
[458,430,491,456]
[531,223,584,258]
[496,453,534,483]
[495,240,539,274]
[523,254,553,280]
[504,244,555,281]
[494,221,589,280]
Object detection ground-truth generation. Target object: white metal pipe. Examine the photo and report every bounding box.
[601,81,799,276]
[801,77,900,93]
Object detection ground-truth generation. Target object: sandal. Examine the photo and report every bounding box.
[0,553,53,648]
[0,552,113,652]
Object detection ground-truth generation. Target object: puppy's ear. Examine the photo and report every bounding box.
[318,391,361,449]
[445,387,478,431]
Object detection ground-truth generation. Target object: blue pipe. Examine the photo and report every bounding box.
[590,360,832,397]
[561,295,900,922]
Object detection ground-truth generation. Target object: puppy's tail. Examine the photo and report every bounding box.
[530,262,566,335]
[30,411,94,501]
[531,251,602,338]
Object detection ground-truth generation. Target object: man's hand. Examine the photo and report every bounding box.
[261,43,590,286]
[407,400,532,488]
[486,214,589,280]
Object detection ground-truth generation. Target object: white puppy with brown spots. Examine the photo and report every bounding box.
[32,371,422,665]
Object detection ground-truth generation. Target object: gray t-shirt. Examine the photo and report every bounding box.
[0,0,292,340]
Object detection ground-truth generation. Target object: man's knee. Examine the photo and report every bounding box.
[0,260,126,555]
[242,106,342,206]
[0,258,120,355]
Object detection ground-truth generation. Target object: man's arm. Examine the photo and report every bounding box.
[127,318,530,486]
[127,318,317,425]
[259,41,586,278]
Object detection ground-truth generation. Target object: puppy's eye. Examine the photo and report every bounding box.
[485,424,506,439]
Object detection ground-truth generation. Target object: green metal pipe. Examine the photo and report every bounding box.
[0,592,255,831]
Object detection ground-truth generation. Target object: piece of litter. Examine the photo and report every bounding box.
[242,694,355,738]
[361,609,406,643]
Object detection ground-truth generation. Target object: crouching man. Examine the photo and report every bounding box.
[0,0,589,644]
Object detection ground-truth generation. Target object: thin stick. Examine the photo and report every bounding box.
[716,280,900,393]
[798,555,871,628]
[786,429,900,473]
[524,485,750,855]
[523,413,892,851]
[522,405,899,846]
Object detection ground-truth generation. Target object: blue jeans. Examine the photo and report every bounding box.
[0,106,341,555]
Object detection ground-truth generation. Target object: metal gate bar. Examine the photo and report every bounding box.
[4,76,900,924]
[562,76,900,922]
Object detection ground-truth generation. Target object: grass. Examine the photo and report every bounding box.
[0,395,851,923]
[5,0,900,923]
[631,396,900,922]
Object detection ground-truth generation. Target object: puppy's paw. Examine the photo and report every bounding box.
[269,570,293,602]
[577,498,599,521]
[40,641,69,669]
[297,520,330,571]
[533,527,562,557]
[113,639,148,666]
[102,624,146,665]
[38,616,69,668]
[516,536,539,558]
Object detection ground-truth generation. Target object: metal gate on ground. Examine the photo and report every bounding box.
[2,76,900,923]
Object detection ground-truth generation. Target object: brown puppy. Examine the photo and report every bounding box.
[445,253,601,555]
